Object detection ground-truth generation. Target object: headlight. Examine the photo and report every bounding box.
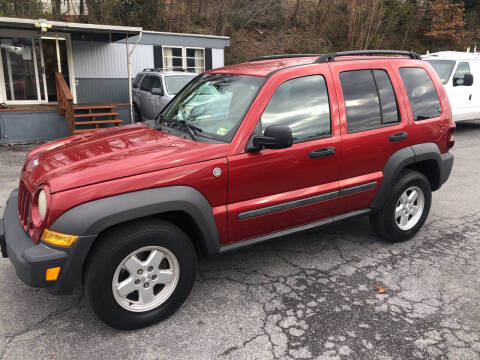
[32,186,50,226]
[38,189,47,221]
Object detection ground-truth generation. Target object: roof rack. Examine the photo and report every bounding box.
[314,50,421,63]
[142,67,187,72]
[247,54,322,62]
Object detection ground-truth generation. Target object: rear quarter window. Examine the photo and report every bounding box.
[399,67,442,121]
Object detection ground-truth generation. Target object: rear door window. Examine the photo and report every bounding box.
[399,67,442,121]
[340,69,399,133]
[133,73,143,88]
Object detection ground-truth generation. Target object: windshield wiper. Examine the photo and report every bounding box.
[176,120,203,141]
[157,115,205,141]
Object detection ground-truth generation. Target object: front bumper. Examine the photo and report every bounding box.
[1,189,96,294]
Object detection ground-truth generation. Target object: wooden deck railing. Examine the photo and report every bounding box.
[55,72,74,132]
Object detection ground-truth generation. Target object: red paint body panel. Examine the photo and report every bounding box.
[17,55,453,246]
[226,65,342,243]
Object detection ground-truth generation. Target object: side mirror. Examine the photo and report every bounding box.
[151,87,164,96]
[464,73,474,86]
[252,125,292,151]
[133,83,138,89]
[454,73,473,87]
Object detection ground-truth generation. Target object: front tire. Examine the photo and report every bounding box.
[370,170,432,243]
[85,219,197,330]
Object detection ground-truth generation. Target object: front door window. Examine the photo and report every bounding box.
[0,37,40,102]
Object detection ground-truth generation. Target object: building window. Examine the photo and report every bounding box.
[162,46,205,73]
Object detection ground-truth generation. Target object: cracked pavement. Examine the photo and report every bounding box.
[1,122,479,360]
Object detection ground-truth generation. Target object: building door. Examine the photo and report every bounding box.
[0,36,42,104]
[40,37,72,102]
[0,30,75,105]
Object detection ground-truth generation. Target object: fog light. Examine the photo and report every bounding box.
[45,267,61,281]
[41,229,78,247]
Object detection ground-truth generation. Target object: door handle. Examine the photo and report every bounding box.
[309,147,336,158]
[389,132,408,142]
[469,94,472,101]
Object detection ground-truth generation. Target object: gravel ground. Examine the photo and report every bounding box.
[0,122,479,360]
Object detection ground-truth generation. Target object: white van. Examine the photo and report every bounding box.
[423,51,480,122]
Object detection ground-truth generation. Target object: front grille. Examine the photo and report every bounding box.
[18,180,32,230]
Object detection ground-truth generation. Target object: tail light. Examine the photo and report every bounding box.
[447,121,456,150]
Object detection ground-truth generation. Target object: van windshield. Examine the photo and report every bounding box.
[159,73,264,142]
[425,60,455,84]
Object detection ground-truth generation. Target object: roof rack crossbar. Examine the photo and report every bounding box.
[315,50,421,63]
[142,67,187,72]
[248,54,322,62]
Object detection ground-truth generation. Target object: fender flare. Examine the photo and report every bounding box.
[370,143,443,210]
[50,186,221,257]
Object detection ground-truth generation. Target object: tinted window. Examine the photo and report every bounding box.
[140,76,154,91]
[399,68,441,121]
[261,75,331,142]
[133,74,143,87]
[340,70,381,132]
[373,70,399,124]
[425,60,455,84]
[453,62,470,85]
[150,76,162,90]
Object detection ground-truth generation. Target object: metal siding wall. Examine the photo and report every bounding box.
[0,111,70,144]
[212,48,224,69]
[75,78,129,103]
[72,41,154,79]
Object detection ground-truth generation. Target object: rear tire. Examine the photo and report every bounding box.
[133,104,143,122]
[370,170,431,243]
[85,219,197,330]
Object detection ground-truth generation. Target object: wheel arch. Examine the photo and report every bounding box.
[371,143,443,210]
[50,186,221,260]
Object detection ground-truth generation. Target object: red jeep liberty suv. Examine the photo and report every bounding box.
[0,51,455,329]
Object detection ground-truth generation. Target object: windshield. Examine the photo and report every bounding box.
[160,73,265,141]
[164,75,197,95]
[425,60,455,84]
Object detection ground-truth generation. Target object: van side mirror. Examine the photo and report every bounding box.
[463,73,473,86]
[151,87,164,96]
[133,83,138,89]
[251,125,292,151]
[454,73,473,87]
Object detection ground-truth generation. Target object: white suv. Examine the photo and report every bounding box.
[423,51,479,122]
[132,69,197,122]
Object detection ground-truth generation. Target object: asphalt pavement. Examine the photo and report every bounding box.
[0,122,479,360]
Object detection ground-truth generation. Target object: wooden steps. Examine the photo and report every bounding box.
[72,104,124,135]
[73,112,119,118]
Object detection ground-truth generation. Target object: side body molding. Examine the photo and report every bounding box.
[50,186,221,257]
[370,143,443,210]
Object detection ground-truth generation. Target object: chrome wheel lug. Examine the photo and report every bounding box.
[143,283,149,288]
[148,266,154,272]
[137,269,143,275]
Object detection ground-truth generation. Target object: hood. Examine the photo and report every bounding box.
[24,124,229,193]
